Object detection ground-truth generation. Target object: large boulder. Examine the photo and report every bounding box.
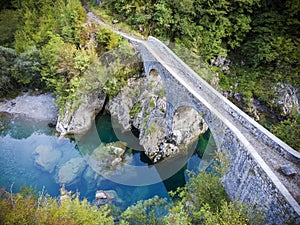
[58,157,86,185]
[56,90,106,136]
[173,106,208,146]
[33,145,62,173]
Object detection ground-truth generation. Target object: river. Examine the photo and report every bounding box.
[0,112,216,209]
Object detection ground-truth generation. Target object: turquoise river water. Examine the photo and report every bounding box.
[0,112,216,209]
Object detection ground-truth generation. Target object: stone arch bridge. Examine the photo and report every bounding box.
[84,7,300,223]
[129,35,300,224]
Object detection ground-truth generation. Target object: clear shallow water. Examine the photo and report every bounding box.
[0,112,216,209]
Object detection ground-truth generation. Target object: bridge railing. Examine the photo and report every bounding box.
[147,36,300,164]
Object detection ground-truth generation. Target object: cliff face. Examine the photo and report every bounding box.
[108,74,207,162]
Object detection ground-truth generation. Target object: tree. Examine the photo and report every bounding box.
[13,46,43,88]
[271,114,300,151]
[0,9,19,47]
[0,186,115,225]
[0,46,18,98]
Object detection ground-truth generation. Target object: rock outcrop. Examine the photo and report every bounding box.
[271,83,299,116]
[56,90,106,136]
[87,142,127,174]
[33,145,62,173]
[108,74,208,162]
[58,157,86,185]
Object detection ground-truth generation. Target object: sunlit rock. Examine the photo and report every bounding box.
[271,83,299,116]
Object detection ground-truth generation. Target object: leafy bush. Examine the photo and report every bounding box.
[120,195,168,225]
[271,114,300,151]
[0,187,114,225]
[96,26,123,54]
[0,46,19,98]
[13,46,44,88]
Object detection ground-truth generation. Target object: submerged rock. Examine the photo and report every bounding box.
[95,189,122,206]
[58,157,86,185]
[33,145,62,173]
[88,142,126,171]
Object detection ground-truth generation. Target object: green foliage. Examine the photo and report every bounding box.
[0,9,19,47]
[58,0,86,45]
[96,26,123,54]
[12,46,43,88]
[0,187,114,225]
[0,45,43,98]
[200,200,264,225]
[101,43,142,97]
[100,0,259,61]
[120,195,168,225]
[40,33,98,110]
[168,171,264,225]
[186,172,227,212]
[271,114,300,151]
[14,0,87,52]
[37,198,114,225]
[163,201,192,225]
[129,100,142,118]
[0,172,263,225]
[0,46,18,98]
[148,122,158,135]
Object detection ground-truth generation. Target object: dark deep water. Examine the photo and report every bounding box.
[0,112,216,209]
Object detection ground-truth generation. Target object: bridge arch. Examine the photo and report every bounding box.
[144,60,226,150]
[133,36,300,223]
[82,7,300,222]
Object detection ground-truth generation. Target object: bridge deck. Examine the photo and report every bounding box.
[144,40,300,205]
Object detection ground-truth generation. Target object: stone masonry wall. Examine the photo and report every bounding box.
[135,36,300,224]
[221,128,300,224]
